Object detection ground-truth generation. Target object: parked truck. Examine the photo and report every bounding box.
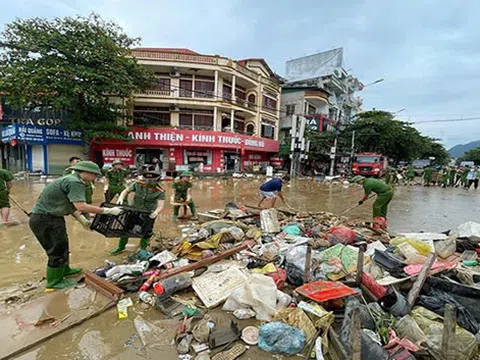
[352,152,388,177]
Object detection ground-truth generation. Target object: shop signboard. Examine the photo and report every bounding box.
[102,146,135,165]
[124,128,279,152]
[1,124,83,145]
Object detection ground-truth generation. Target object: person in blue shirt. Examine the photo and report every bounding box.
[258,175,290,208]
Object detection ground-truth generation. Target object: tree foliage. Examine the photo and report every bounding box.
[0,13,154,138]
[306,110,450,165]
[460,147,480,165]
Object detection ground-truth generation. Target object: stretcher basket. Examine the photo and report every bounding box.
[91,203,155,238]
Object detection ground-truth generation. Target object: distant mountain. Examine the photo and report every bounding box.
[449,140,480,158]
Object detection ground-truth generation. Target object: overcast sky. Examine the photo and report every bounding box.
[1,0,479,148]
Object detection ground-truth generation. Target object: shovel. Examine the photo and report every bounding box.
[339,195,376,216]
[9,195,31,217]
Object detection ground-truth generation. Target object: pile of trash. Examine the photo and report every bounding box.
[93,204,480,359]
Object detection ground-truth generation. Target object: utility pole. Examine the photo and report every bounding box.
[289,115,310,177]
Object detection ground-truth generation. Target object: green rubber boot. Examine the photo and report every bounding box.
[64,264,83,277]
[46,266,76,290]
[139,237,150,250]
[110,237,128,255]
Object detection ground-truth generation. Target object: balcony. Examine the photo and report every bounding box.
[304,90,329,108]
[132,50,218,65]
[136,89,174,98]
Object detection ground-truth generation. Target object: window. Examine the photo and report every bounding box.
[133,106,171,126]
[246,123,255,135]
[234,120,245,133]
[262,95,277,112]
[194,80,214,98]
[195,114,214,129]
[179,80,193,98]
[179,113,193,128]
[307,104,316,115]
[235,86,246,101]
[223,84,232,101]
[153,78,171,91]
[247,94,256,109]
[261,124,275,139]
[286,104,296,116]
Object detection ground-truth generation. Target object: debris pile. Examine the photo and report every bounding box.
[88,205,480,359]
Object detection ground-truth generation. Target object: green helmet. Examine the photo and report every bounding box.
[112,159,123,166]
[180,171,193,178]
[70,161,102,175]
[350,175,365,183]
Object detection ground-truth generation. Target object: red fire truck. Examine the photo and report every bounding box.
[352,153,388,177]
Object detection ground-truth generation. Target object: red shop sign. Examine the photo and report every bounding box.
[102,146,134,165]
[121,128,279,152]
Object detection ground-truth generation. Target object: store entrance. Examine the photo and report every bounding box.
[135,148,166,172]
[224,152,239,171]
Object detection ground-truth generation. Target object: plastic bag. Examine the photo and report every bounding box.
[220,226,244,241]
[434,236,456,259]
[260,209,280,233]
[273,307,317,344]
[455,221,480,238]
[411,307,476,360]
[325,226,360,245]
[395,314,428,346]
[258,322,306,355]
[282,224,301,236]
[390,237,433,256]
[222,274,278,321]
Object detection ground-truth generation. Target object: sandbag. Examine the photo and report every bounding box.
[434,236,456,259]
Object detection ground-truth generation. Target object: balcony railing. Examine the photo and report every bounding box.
[136,89,174,97]
[132,50,218,65]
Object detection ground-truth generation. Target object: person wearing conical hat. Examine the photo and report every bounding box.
[104,159,129,203]
[110,170,165,255]
[30,161,124,290]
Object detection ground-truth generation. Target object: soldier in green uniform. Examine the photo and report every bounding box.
[384,167,393,185]
[441,166,449,188]
[110,171,166,255]
[105,159,129,203]
[63,157,94,205]
[0,168,14,225]
[423,166,433,186]
[172,171,197,220]
[448,167,457,187]
[405,164,415,186]
[29,161,124,289]
[351,175,394,219]
[461,167,470,188]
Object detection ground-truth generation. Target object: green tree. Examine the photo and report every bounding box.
[460,147,480,165]
[0,13,154,139]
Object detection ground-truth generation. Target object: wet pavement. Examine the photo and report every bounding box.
[1,176,480,359]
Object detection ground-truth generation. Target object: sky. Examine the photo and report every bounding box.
[1,0,479,149]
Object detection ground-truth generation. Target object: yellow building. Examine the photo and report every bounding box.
[96,48,282,173]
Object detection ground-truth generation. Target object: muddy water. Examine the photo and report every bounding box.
[2,177,480,359]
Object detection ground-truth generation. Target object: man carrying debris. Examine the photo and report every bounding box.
[104,159,129,203]
[0,167,14,225]
[258,175,290,208]
[110,170,165,255]
[29,161,124,289]
[351,175,394,219]
[172,171,198,220]
[63,156,94,205]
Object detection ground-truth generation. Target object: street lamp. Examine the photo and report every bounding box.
[363,78,384,88]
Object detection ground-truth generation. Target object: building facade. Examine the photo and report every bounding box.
[280,48,363,139]
[92,48,282,173]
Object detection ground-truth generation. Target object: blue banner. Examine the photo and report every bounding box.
[1,124,83,145]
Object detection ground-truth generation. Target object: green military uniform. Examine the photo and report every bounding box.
[0,169,14,209]
[362,178,394,218]
[105,168,129,203]
[441,167,449,187]
[172,178,197,219]
[406,165,415,180]
[30,165,98,289]
[448,168,457,187]
[461,168,469,187]
[423,166,432,186]
[110,180,165,255]
[63,167,93,204]
[384,168,393,185]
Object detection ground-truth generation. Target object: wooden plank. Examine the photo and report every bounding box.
[304,244,312,283]
[441,304,456,360]
[328,328,349,360]
[350,307,361,360]
[355,245,366,286]
[156,242,251,281]
[84,272,124,302]
[407,252,436,310]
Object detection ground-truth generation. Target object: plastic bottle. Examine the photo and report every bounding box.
[153,273,192,295]
[138,291,155,306]
[139,269,161,292]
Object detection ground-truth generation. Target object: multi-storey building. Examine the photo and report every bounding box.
[91,48,282,173]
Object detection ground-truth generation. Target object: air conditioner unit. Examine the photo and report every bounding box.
[169,105,180,112]
[170,67,180,77]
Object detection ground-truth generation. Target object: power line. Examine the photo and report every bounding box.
[406,116,480,124]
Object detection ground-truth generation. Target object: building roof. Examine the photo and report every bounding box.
[134,47,199,55]
[282,86,331,96]
[237,58,275,77]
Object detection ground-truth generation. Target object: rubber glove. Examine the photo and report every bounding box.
[72,211,92,230]
[149,210,159,219]
[102,207,124,216]
[116,193,126,204]
[104,184,109,193]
